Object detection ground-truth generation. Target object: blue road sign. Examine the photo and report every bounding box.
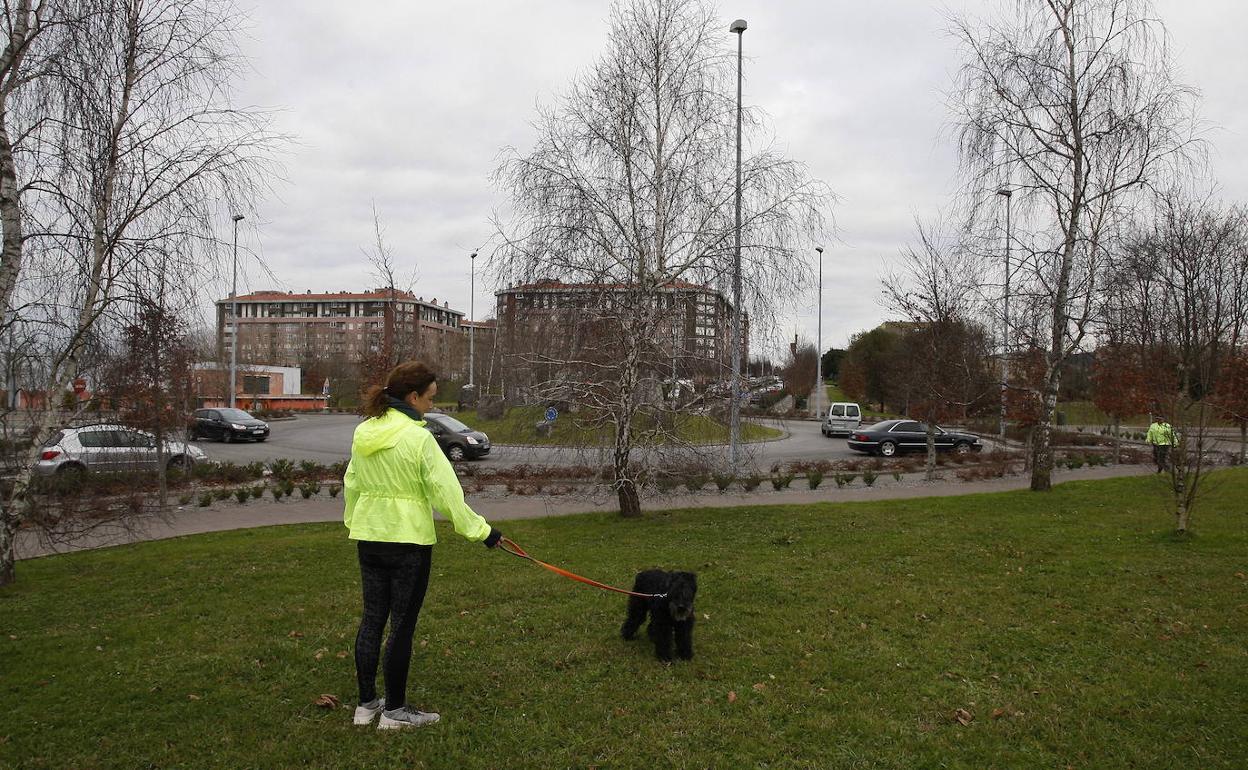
[545,407,558,422]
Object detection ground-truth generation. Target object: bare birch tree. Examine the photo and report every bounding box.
[952,0,1200,491]
[492,0,831,517]
[0,0,280,586]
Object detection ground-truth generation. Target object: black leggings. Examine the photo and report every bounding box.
[354,540,433,708]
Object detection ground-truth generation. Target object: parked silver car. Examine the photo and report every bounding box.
[34,424,208,475]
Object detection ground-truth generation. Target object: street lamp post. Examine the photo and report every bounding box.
[997,188,1013,442]
[469,251,477,388]
[815,245,824,419]
[229,213,244,409]
[729,17,746,472]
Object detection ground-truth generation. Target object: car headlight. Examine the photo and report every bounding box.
[231,423,246,430]
[465,436,479,445]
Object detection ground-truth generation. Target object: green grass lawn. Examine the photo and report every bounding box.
[450,405,782,446]
[4,472,1248,768]
[1058,400,1237,430]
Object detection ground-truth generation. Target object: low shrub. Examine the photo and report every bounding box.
[251,485,264,499]
[298,460,322,478]
[214,488,232,502]
[197,492,212,507]
[684,474,708,493]
[299,482,320,499]
[655,475,680,494]
[234,488,249,504]
[771,473,794,490]
[833,473,857,489]
[741,475,762,492]
[806,470,823,490]
[270,459,294,480]
[328,484,341,498]
[892,471,902,482]
[177,493,192,506]
[270,487,283,501]
[712,473,734,492]
[862,469,877,487]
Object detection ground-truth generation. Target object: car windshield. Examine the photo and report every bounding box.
[428,414,470,432]
[217,409,255,421]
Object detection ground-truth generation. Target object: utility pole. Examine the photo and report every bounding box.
[229,213,244,409]
[729,17,747,472]
[997,187,1013,441]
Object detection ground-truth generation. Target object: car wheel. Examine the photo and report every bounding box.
[55,463,86,476]
[447,445,466,462]
[879,441,897,458]
[167,456,188,472]
[954,441,971,455]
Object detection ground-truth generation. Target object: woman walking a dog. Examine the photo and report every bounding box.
[343,360,503,730]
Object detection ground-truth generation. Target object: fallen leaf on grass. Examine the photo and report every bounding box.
[336,651,348,659]
[187,694,201,701]
[313,694,341,709]
[752,683,766,692]
[287,631,303,639]
[1235,571,1245,579]
[991,708,1007,720]
[953,708,973,726]
[727,691,737,703]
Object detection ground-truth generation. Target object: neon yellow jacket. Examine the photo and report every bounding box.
[343,409,492,544]
[1146,421,1175,446]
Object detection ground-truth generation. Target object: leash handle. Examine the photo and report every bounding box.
[497,537,666,599]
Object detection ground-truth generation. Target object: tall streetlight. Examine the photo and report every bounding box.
[729,17,746,472]
[996,187,1013,441]
[229,213,244,409]
[468,251,477,388]
[815,246,824,419]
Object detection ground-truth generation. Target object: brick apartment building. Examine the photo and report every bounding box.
[494,280,746,389]
[215,289,466,374]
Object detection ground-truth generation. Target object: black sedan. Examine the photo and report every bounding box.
[847,419,982,457]
[424,413,490,461]
[189,408,271,442]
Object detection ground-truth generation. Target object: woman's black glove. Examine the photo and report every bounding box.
[483,527,503,549]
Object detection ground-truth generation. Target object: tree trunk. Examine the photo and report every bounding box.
[1240,421,1246,465]
[1113,415,1121,464]
[0,508,17,586]
[1030,373,1061,491]
[1174,470,1189,533]
[616,476,641,518]
[925,422,937,482]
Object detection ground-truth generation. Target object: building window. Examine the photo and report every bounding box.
[242,375,270,393]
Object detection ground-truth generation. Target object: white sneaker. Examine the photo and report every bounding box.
[378,706,440,730]
[353,698,385,725]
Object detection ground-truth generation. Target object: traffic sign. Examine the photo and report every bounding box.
[545,407,558,422]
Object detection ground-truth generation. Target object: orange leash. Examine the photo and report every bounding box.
[497,537,666,599]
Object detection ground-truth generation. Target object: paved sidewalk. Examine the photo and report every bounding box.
[15,464,1159,561]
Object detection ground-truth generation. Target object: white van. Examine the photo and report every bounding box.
[822,402,862,437]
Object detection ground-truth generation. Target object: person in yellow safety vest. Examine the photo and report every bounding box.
[343,360,504,731]
[1145,416,1175,473]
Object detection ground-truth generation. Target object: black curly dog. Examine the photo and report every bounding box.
[620,570,697,662]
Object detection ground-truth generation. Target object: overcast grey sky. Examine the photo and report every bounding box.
[229,0,1247,359]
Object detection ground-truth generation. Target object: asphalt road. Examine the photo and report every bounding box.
[193,413,874,470]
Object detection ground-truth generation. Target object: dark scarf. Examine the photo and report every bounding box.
[386,395,424,423]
